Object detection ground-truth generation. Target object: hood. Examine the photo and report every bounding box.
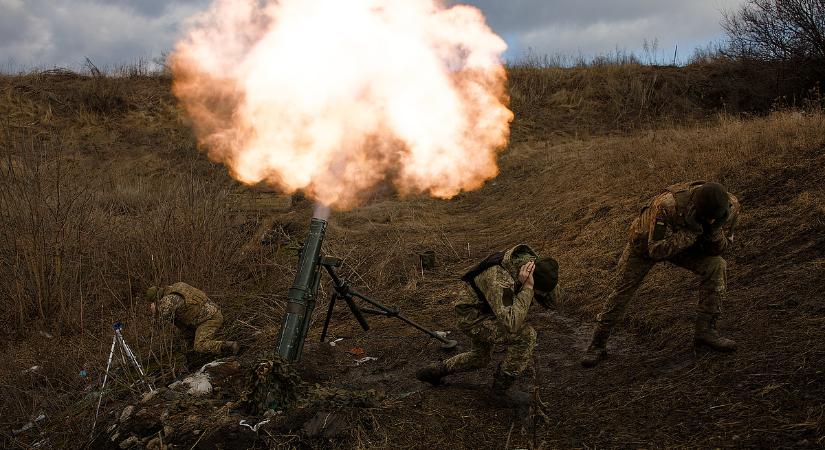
[501,244,538,281]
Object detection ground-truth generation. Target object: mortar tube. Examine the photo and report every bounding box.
[275,218,327,362]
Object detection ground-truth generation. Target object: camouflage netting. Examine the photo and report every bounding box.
[239,354,383,415]
[238,354,304,414]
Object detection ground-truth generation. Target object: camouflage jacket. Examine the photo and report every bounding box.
[157,282,219,328]
[455,244,554,334]
[628,180,741,261]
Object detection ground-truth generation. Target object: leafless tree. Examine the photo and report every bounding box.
[723,0,825,62]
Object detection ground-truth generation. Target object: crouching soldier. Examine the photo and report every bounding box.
[581,181,740,368]
[415,245,560,406]
[146,282,239,356]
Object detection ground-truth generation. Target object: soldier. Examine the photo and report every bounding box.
[415,244,561,405]
[146,282,239,356]
[581,181,740,368]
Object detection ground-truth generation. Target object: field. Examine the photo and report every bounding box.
[1,61,824,448]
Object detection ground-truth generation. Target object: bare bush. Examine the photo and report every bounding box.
[723,0,825,63]
[0,129,249,337]
[0,134,102,333]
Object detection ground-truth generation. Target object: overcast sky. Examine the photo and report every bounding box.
[0,0,746,70]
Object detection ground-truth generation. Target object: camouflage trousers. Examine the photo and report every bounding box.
[181,310,226,354]
[596,244,727,328]
[443,320,537,377]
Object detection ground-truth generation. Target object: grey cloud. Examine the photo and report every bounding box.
[98,0,206,18]
[0,0,746,70]
[458,0,746,60]
[0,2,34,44]
[0,0,207,69]
[459,0,675,31]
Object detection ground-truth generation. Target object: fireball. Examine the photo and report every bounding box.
[172,0,513,209]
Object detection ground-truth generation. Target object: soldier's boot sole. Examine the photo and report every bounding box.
[580,348,607,368]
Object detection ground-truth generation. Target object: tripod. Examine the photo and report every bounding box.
[317,257,457,349]
[92,322,155,433]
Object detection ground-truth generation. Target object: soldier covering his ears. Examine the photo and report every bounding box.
[581,181,741,368]
[416,244,561,406]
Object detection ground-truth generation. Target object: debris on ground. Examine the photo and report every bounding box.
[95,353,383,448]
[20,365,42,374]
[354,356,379,365]
[12,413,47,436]
[346,347,365,356]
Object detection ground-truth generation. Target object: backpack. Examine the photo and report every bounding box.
[460,251,505,312]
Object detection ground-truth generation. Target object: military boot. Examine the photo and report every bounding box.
[490,364,531,407]
[221,341,240,356]
[694,313,737,352]
[415,361,450,386]
[580,324,611,368]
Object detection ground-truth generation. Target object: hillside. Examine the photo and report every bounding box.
[1,64,824,448]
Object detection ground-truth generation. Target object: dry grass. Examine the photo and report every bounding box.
[0,62,823,448]
[508,56,824,140]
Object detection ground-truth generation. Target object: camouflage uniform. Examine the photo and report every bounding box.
[156,282,227,355]
[595,181,741,329]
[443,244,559,377]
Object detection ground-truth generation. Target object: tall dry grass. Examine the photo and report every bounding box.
[507,56,825,140]
[0,136,280,444]
[0,70,316,445]
[0,133,250,337]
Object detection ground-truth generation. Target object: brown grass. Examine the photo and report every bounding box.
[508,56,824,140]
[0,62,823,448]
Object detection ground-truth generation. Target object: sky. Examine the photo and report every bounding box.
[0,0,747,70]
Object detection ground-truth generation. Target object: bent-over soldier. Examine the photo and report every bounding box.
[581,181,741,368]
[146,282,239,356]
[416,244,561,405]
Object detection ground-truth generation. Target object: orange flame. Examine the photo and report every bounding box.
[171,0,513,209]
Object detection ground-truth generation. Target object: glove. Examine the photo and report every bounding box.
[702,209,729,236]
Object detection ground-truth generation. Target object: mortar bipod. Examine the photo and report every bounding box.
[318,256,457,349]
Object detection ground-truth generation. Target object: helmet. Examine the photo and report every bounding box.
[145,286,161,302]
[533,256,559,293]
[693,182,729,222]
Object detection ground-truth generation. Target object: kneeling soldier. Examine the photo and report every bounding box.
[146,282,239,356]
[581,181,740,368]
[416,245,560,406]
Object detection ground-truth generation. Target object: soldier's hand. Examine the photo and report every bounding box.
[519,261,535,290]
[702,210,729,235]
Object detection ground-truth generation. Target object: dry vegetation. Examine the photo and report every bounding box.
[1,59,823,448]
